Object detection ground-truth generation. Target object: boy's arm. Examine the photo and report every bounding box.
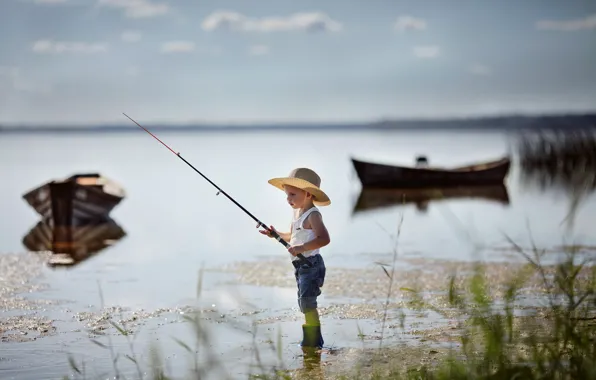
[259,225,291,242]
[298,212,330,252]
[276,221,292,242]
[275,230,291,242]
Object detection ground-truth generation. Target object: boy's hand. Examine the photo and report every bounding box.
[258,225,276,238]
[287,245,304,256]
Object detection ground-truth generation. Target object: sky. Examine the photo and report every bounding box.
[0,0,595,125]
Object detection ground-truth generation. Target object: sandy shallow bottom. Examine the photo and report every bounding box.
[0,251,57,343]
[1,247,593,379]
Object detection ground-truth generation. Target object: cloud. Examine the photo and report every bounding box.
[536,13,596,31]
[121,31,142,42]
[413,45,439,59]
[32,39,108,54]
[0,66,52,94]
[394,15,427,31]
[201,11,342,33]
[161,41,195,53]
[248,45,270,56]
[97,0,169,19]
[469,63,492,76]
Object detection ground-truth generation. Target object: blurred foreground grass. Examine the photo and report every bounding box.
[62,226,596,379]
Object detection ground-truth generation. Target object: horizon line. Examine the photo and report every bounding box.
[2,111,596,132]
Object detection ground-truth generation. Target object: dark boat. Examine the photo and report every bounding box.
[351,156,511,188]
[22,218,126,267]
[22,173,126,226]
[352,184,510,215]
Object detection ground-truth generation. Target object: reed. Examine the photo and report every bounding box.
[517,130,596,190]
[516,128,596,167]
[516,129,596,229]
[399,242,596,379]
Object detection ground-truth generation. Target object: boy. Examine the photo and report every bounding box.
[259,167,330,349]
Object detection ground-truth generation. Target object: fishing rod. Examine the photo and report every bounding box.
[122,113,313,268]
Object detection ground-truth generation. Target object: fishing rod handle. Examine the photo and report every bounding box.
[267,227,313,268]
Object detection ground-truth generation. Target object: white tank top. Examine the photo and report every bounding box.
[289,206,320,262]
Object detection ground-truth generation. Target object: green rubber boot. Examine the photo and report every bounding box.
[300,324,324,349]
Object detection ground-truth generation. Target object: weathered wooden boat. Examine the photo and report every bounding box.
[22,173,126,226]
[351,156,511,188]
[352,184,510,215]
[22,217,126,267]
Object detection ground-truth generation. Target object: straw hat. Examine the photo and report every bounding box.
[268,168,331,206]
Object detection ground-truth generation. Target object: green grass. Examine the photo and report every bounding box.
[343,236,596,380]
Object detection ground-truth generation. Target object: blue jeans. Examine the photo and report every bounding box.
[293,254,326,313]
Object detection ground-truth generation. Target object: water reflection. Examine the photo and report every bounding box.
[22,218,126,267]
[516,129,596,229]
[292,347,324,378]
[352,184,510,215]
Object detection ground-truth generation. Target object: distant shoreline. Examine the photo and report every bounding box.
[1,113,595,134]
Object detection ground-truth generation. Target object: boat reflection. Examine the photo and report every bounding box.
[352,184,510,215]
[22,218,126,267]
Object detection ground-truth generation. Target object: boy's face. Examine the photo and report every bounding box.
[283,185,312,209]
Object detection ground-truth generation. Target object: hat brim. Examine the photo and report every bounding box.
[268,177,331,206]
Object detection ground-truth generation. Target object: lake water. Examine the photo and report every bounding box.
[1,129,595,379]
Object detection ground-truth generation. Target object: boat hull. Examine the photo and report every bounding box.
[351,157,511,188]
[22,174,125,226]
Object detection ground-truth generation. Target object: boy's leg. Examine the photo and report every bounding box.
[304,253,325,327]
[304,308,320,326]
[295,255,325,348]
[296,266,321,318]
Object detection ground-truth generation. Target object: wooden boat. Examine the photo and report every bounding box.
[22,173,126,226]
[351,156,511,188]
[352,184,510,215]
[22,217,126,267]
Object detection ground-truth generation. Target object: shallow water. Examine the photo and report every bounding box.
[1,129,595,379]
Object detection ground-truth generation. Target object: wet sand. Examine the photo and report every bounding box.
[213,249,596,378]
[1,247,593,379]
[1,249,456,378]
[216,249,590,313]
[0,251,57,343]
